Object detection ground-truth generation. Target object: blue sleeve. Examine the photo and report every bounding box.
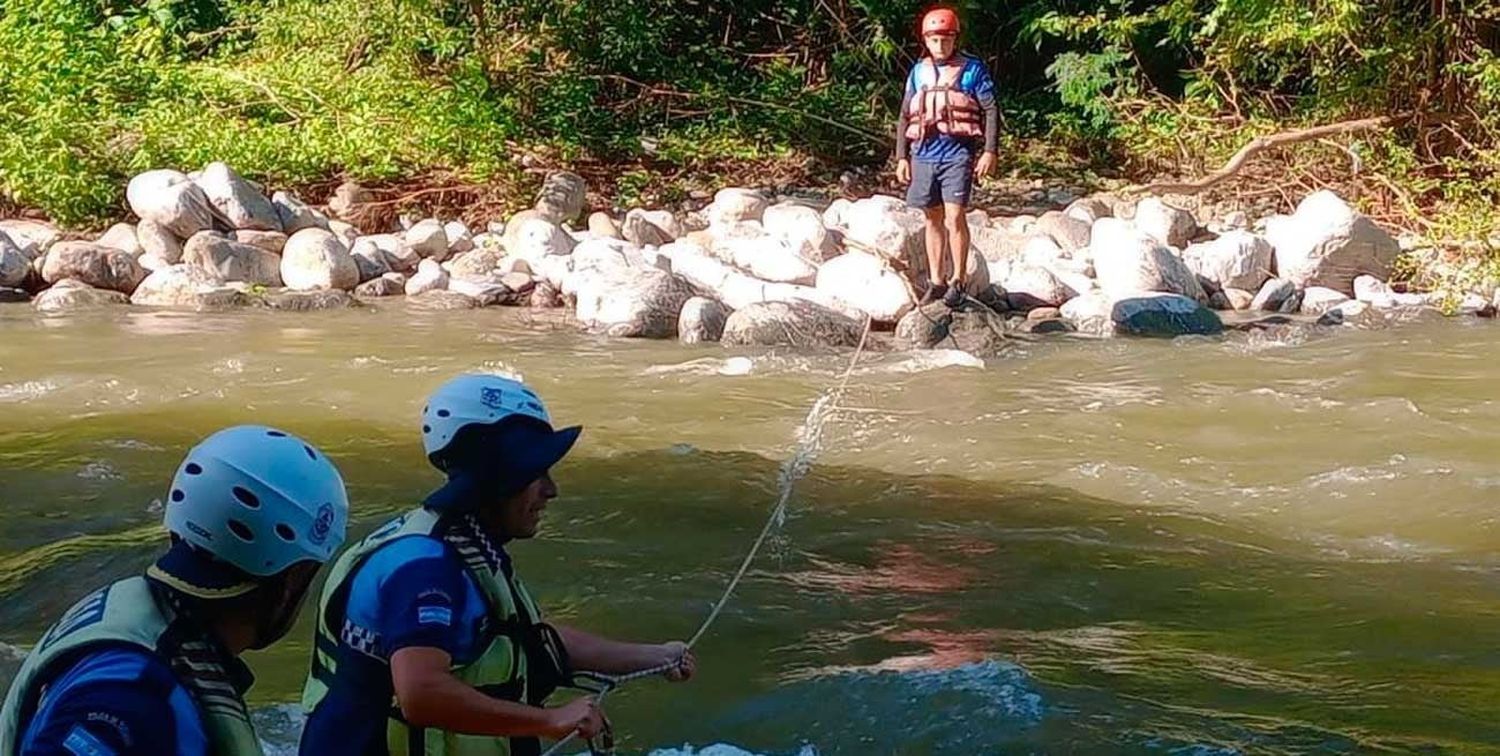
[969,58,996,105]
[19,649,208,756]
[348,538,478,658]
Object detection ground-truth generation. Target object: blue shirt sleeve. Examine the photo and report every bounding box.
[345,536,484,660]
[967,56,997,106]
[19,648,208,756]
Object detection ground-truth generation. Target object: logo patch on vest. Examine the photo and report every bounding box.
[417,605,453,627]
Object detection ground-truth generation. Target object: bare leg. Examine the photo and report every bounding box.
[922,206,946,289]
[944,202,970,289]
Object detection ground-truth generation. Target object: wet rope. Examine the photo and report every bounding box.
[541,314,875,756]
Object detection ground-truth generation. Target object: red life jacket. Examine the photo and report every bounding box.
[904,57,983,144]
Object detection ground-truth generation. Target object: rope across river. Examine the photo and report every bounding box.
[540,314,874,756]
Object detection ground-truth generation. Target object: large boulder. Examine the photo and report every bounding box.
[351,234,418,279]
[1181,230,1273,291]
[504,212,576,264]
[1266,190,1399,294]
[328,220,360,250]
[137,220,183,267]
[234,230,288,255]
[448,275,515,306]
[814,250,913,323]
[1090,219,1205,301]
[1064,197,1113,225]
[42,242,147,293]
[444,247,504,278]
[707,188,768,228]
[574,267,693,338]
[1250,278,1297,311]
[763,203,838,262]
[717,232,818,285]
[1299,286,1352,316]
[33,280,130,313]
[1060,291,1118,336]
[894,300,1010,356]
[127,170,215,238]
[589,212,623,240]
[182,233,282,287]
[1133,198,1198,248]
[1112,293,1224,337]
[0,233,30,288]
[130,264,249,309]
[281,229,358,291]
[1034,211,1091,252]
[406,219,450,261]
[822,198,854,230]
[679,296,729,344]
[405,259,450,295]
[841,195,925,271]
[98,223,142,257]
[721,300,864,348]
[196,162,280,231]
[534,171,588,224]
[969,223,1030,266]
[445,221,474,254]
[572,238,645,276]
[622,209,681,247]
[272,191,328,234]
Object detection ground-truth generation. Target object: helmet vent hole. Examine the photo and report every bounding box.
[423,424,431,434]
[275,523,296,542]
[170,489,185,503]
[437,409,451,418]
[227,520,255,542]
[232,486,260,509]
[266,430,287,438]
[184,463,203,475]
[303,445,317,460]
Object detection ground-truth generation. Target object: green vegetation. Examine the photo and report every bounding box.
[2,0,1498,289]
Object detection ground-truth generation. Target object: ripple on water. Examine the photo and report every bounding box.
[0,380,57,403]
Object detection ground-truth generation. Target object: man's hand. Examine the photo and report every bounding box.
[658,641,696,682]
[896,158,912,185]
[974,151,997,180]
[545,697,606,740]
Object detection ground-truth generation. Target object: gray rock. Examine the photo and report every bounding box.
[406,219,450,261]
[1265,190,1399,294]
[234,230,288,255]
[273,191,328,234]
[1035,211,1092,252]
[0,287,28,303]
[354,273,407,298]
[196,162,280,231]
[573,267,693,338]
[0,233,30,287]
[679,296,729,344]
[499,272,535,294]
[42,242,147,293]
[721,300,863,348]
[1299,286,1352,316]
[1134,198,1198,248]
[529,282,563,309]
[588,212,623,240]
[0,220,61,259]
[1181,230,1273,291]
[534,171,588,225]
[98,223,142,256]
[327,181,370,221]
[33,280,130,313]
[259,289,359,311]
[130,265,248,309]
[405,259,449,295]
[136,220,183,266]
[1064,197,1113,225]
[1278,290,1305,314]
[407,289,480,310]
[1224,287,1255,310]
[1019,317,1075,335]
[444,221,474,254]
[895,300,1011,355]
[448,275,514,306]
[328,220,360,250]
[183,232,281,287]
[1251,278,1296,311]
[127,170,215,238]
[444,248,504,278]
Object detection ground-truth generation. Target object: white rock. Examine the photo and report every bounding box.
[281,229,358,291]
[622,209,681,247]
[822,198,855,230]
[1180,230,1273,291]
[1134,198,1198,248]
[127,170,215,239]
[721,300,863,347]
[573,267,693,338]
[1003,263,1076,307]
[1089,218,1205,301]
[1353,275,1398,308]
[504,211,576,264]
[718,233,818,285]
[0,220,61,259]
[444,221,474,254]
[841,195,925,270]
[328,220,360,250]
[707,188,768,228]
[1266,190,1399,294]
[406,219,450,261]
[1065,197,1112,225]
[572,238,644,274]
[678,296,729,344]
[136,219,183,266]
[130,264,245,308]
[588,212,623,240]
[405,258,450,295]
[234,230,288,255]
[763,203,837,262]
[1035,211,1091,252]
[33,280,130,313]
[1300,286,1353,316]
[1251,278,1297,311]
[273,191,328,234]
[97,223,142,257]
[1020,235,1066,266]
[534,171,588,224]
[814,250,913,322]
[195,162,280,231]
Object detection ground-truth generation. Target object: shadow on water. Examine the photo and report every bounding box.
[3,428,1498,754]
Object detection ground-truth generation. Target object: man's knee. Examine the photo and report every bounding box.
[942,211,967,235]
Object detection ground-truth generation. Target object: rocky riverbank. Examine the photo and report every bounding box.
[0,163,1484,353]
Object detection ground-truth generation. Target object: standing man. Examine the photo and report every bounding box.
[896,6,999,307]
[300,373,696,756]
[0,425,350,756]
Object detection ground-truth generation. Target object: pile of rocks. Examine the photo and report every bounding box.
[0,162,1454,352]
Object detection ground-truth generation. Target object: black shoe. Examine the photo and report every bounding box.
[943,283,965,308]
[919,283,949,306]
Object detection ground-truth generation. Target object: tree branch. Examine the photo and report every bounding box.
[1132,115,1406,196]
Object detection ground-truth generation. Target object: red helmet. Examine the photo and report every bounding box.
[921,7,960,36]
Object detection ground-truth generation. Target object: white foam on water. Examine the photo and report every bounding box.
[0,380,57,403]
[870,349,984,373]
[641,357,754,377]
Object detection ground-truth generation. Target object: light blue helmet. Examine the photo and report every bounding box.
[421,374,554,466]
[164,425,349,578]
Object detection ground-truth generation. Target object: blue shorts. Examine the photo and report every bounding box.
[906,156,975,209]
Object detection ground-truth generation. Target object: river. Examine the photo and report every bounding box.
[1,303,1497,754]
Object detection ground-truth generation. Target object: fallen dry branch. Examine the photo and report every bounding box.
[1134,115,1405,196]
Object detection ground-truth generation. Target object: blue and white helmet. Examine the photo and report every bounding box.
[421,374,555,463]
[164,425,349,577]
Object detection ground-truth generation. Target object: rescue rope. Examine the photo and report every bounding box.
[541,314,875,756]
